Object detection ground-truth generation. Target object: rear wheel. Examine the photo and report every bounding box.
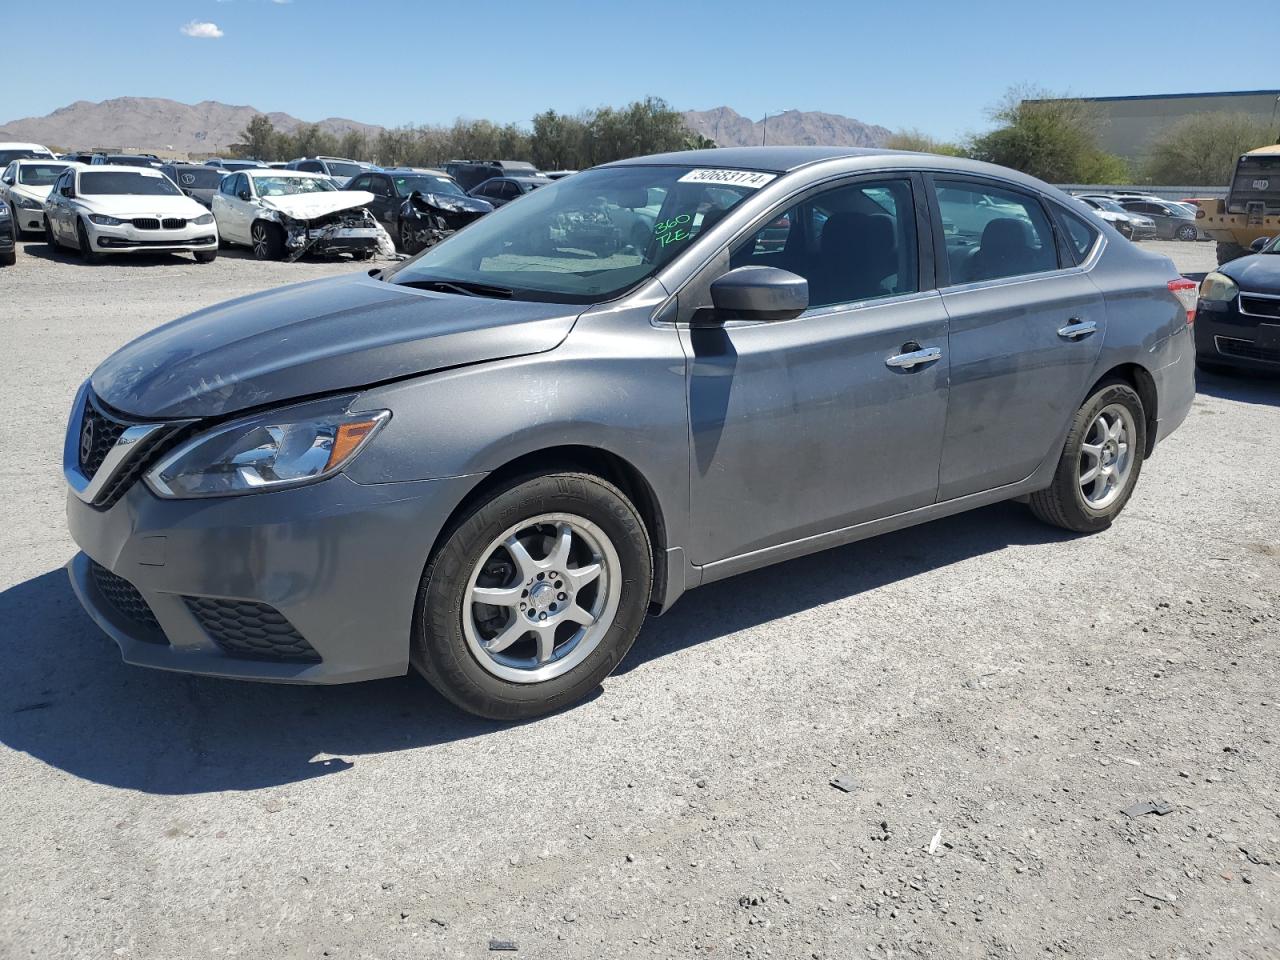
[1216,241,1247,265]
[413,472,652,720]
[1029,381,1146,534]
[251,220,285,260]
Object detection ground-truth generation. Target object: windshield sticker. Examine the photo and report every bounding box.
[677,169,777,189]
[655,213,692,247]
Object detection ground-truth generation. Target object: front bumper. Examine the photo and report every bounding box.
[67,470,480,684]
[11,200,45,233]
[1195,296,1280,371]
[1130,223,1158,241]
[86,220,218,253]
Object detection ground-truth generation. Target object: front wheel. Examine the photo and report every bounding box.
[193,249,217,263]
[251,220,285,260]
[76,219,100,263]
[1029,381,1146,534]
[413,472,652,720]
[1176,224,1198,242]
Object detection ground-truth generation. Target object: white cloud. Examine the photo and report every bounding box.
[180,20,224,38]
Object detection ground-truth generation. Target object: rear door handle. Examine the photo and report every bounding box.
[1057,318,1098,340]
[885,345,943,370]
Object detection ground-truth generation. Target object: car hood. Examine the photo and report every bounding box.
[260,190,373,221]
[90,273,581,419]
[1222,254,1280,292]
[79,193,208,218]
[14,184,52,202]
[405,191,494,215]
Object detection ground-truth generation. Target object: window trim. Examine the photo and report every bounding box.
[667,170,938,326]
[1048,202,1104,267]
[924,174,1068,289]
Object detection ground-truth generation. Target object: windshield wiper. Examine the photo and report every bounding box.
[393,278,514,299]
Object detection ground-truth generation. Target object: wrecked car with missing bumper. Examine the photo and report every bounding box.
[211,168,393,261]
[397,188,493,255]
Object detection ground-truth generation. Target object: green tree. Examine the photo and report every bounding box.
[884,128,967,157]
[682,132,718,150]
[968,87,1129,184]
[238,114,277,161]
[1143,112,1276,185]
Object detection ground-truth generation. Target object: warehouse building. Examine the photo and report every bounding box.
[1027,89,1280,162]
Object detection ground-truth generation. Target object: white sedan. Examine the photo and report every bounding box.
[212,168,386,261]
[0,159,81,235]
[43,165,218,262]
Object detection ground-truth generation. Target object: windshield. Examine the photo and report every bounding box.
[386,165,768,303]
[79,172,181,196]
[326,162,365,178]
[1262,235,1280,254]
[252,175,337,196]
[1090,197,1127,214]
[168,167,224,189]
[18,163,68,186]
[0,149,52,165]
[394,175,464,197]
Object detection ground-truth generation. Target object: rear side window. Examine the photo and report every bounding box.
[934,180,1059,283]
[1056,207,1100,263]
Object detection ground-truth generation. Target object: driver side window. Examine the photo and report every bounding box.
[730,179,919,309]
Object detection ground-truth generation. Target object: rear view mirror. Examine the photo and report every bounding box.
[1251,236,1270,252]
[709,266,809,322]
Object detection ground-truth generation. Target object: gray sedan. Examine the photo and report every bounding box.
[63,147,1197,718]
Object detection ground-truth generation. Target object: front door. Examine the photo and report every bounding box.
[930,176,1106,500]
[682,175,951,565]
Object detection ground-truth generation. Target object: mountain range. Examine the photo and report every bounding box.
[0,97,891,156]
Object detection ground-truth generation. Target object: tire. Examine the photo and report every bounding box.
[0,247,14,267]
[1216,241,1247,266]
[193,249,217,263]
[76,218,100,263]
[413,472,653,720]
[44,218,59,251]
[352,249,374,261]
[1176,224,1198,242]
[251,220,285,260]
[1028,381,1147,534]
[397,219,417,255]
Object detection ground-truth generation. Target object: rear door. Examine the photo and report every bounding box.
[682,173,951,565]
[929,175,1105,501]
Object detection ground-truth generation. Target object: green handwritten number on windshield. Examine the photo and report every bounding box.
[655,213,692,248]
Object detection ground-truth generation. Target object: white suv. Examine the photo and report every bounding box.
[43,165,218,262]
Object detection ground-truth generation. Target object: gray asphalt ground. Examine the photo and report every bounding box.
[1,237,1276,959]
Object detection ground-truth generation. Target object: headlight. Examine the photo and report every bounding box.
[1199,271,1239,303]
[88,213,126,226]
[14,195,42,210]
[193,213,214,225]
[145,396,390,499]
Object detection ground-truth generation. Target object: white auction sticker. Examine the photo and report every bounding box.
[677,169,777,189]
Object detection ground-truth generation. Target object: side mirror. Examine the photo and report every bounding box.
[708,266,809,322]
[237,189,252,201]
[1251,236,1270,253]
[60,185,74,198]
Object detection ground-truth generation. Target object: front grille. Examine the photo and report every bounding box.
[90,561,166,641]
[131,218,160,230]
[1239,295,1280,320]
[1216,336,1280,364]
[185,598,321,663]
[162,218,186,230]
[78,400,128,479]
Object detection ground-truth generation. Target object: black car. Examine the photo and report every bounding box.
[347,169,493,253]
[93,154,162,168]
[444,160,542,192]
[159,163,226,209]
[468,176,548,208]
[0,199,15,266]
[1196,235,1280,374]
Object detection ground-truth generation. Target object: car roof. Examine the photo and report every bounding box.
[0,142,52,150]
[11,157,79,166]
[604,146,904,173]
[244,168,325,178]
[78,165,166,176]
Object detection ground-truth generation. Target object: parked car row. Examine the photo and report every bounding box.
[1072,191,1204,242]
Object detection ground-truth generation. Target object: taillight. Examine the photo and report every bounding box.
[1168,277,1198,325]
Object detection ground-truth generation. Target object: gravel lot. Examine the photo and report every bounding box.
[1,237,1276,960]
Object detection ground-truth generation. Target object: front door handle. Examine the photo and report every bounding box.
[885,345,943,370]
[1057,318,1098,340]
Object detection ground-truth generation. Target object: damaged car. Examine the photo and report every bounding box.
[348,168,493,254]
[211,169,393,262]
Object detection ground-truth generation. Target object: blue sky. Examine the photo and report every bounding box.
[5,0,1276,140]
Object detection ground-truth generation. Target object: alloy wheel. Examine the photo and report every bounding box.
[252,223,269,259]
[1078,403,1136,510]
[461,513,621,684]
